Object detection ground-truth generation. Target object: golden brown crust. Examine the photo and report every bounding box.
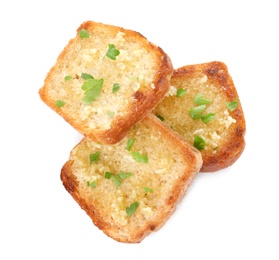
[154,61,246,172]
[39,20,173,144]
[61,160,115,238]
[200,62,246,171]
[89,52,173,144]
[60,114,202,243]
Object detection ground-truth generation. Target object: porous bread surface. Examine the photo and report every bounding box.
[61,114,202,243]
[153,61,246,172]
[39,20,173,144]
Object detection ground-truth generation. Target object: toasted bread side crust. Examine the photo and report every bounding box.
[61,114,202,243]
[92,51,173,144]
[153,61,246,172]
[39,21,173,144]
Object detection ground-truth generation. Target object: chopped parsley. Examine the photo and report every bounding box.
[176,88,187,97]
[119,171,133,178]
[105,172,112,179]
[79,28,90,38]
[110,171,133,188]
[107,111,114,118]
[112,174,121,188]
[201,113,216,123]
[144,187,153,193]
[189,104,206,119]
[126,139,136,151]
[131,151,148,163]
[64,75,72,81]
[55,100,65,108]
[81,78,104,104]
[193,136,205,150]
[87,181,96,188]
[105,44,120,60]
[226,98,238,111]
[189,94,215,124]
[81,73,94,80]
[194,93,211,105]
[126,202,139,217]
[156,114,165,121]
[112,83,120,93]
[90,151,100,164]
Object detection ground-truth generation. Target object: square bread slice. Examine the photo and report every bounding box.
[61,114,202,243]
[153,61,246,172]
[39,20,173,144]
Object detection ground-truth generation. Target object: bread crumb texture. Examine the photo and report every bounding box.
[43,21,168,132]
[153,62,246,171]
[67,117,199,235]
[155,76,231,149]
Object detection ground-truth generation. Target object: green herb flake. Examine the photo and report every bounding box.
[105,172,112,179]
[189,104,206,119]
[201,113,216,123]
[112,174,121,188]
[64,75,72,81]
[81,73,94,80]
[194,93,211,105]
[112,83,120,93]
[193,136,205,150]
[90,151,100,164]
[126,202,139,217]
[79,28,90,38]
[81,78,104,104]
[156,114,164,121]
[119,171,133,179]
[55,100,65,108]
[107,111,115,118]
[105,44,120,60]
[144,187,153,193]
[126,139,136,151]
[87,181,96,188]
[226,98,238,111]
[176,88,187,97]
[131,151,148,163]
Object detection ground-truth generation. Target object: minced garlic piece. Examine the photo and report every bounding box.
[141,206,153,218]
[193,129,204,135]
[199,75,208,83]
[219,109,236,128]
[165,85,177,97]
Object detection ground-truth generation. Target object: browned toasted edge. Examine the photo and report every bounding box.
[125,114,203,242]
[60,114,202,243]
[92,50,173,144]
[38,27,96,141]
[174,61,246,172]
[61,157,115,239]
[120,114,203,242]
[144,114,203,202]
[39,20,173,145]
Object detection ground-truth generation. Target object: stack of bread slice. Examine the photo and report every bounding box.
[39,20,246,243]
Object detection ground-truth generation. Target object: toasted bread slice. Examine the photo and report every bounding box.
[61,114,202,243]
[39,20,173,144]
[153,61,246,172]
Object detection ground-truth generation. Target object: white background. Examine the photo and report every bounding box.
[1,0,278,259]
